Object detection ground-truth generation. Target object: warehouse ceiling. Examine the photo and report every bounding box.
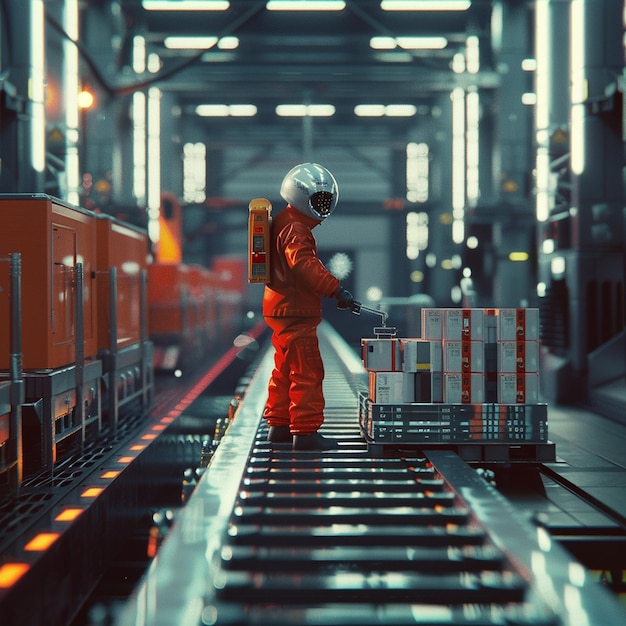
[114,0,498,129]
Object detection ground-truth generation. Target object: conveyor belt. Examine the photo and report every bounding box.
[115,322,626,626]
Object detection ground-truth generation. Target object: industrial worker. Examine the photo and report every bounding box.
[263,163,355,451]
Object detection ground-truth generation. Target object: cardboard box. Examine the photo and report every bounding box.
[362,338,401,371]
[443,308,484,340]
[421,308,443,340]
[497,308,540,341]
[369,371,416,403]
[400,339,442,372]
[443,340,484,372]
[497,373,539,404]
[443,373,485,404]
[497,340,539,373]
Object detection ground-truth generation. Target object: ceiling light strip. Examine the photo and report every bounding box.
[267,1,345,10]
[381,0,471,10]
[142,1,230,10]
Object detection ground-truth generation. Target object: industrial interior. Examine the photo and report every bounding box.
[0,1,625,625]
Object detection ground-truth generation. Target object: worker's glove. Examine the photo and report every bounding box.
[333,285,356,310]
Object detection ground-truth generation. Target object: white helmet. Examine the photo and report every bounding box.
[280,163,338,220]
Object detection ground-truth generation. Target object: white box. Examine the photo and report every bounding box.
[443,373,485,404]
[362,338,401,371]
[443,340,484,373]
[497,373,539,404]
[497,340,539,373]
[443,308,484,340]
[497,308,540,341]
[369,371,416,403]
[421,308,442,340]
[400,339,442,372]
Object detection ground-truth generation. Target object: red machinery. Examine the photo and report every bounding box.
[0,193,247,489]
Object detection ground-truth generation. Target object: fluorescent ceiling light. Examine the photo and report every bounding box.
[267,1,345,10]
[165,36,217,49]
[381,0,470,10]
[196,104,257,116]
[354,104,385,117]
[355,104,417,117]
[164,36,238,50]
[397,37,447,50]
[143,1,230,9]
[370,36,447,50]
[217,36,239,50]
[276,104,335,116]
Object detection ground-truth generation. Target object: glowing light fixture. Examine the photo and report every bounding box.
[451,86,465,243]
[164,36,218,49]
[77,89,95,109]
[64,0,80,205]
[551,256,566,277]
[81,487,104,498]
[0,563,29,588]
[521,92,537,105]
[267,1,345,10]
[508,252,530,262]
[355,104,417,117]
[25,533,60,551]
[165,35,237,51]
[276,104,335,117]
[370,36,447,50]
[196,104,257,116]
[147,87,162,240]
[30,0,45,173]
[143,1,229,9]
[55,508,84,522]
[100,471,121,479]
[381,0,471,10]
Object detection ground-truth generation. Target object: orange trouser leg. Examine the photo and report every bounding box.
[263,317,325,435]
[263,330,291,428]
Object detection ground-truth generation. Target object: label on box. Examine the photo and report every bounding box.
[497,308,539,341]
[421,308,442,340]
[443,340,484,372]
[443,373,485,404]
[497,340,539,373]
[497,373,539,404]
[369,371,416,403]
[443,309,484,341]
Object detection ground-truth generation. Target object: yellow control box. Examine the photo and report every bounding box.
[248,197,272,284]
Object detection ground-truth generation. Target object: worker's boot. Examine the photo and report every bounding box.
[292,432,339,451]
[268,425,292,443]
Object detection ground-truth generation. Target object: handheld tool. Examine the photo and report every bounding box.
[351,300,396,338]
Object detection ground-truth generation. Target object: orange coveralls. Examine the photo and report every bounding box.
[262,205,340,435]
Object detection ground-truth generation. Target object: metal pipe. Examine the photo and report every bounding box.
[9,253,23,490]
[109,266,119,432]
[75,263,85,445]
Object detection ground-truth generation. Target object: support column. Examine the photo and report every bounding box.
[1,0,45,192]
[538,0,624,402]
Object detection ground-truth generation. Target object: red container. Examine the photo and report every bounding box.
[95,215,149,351]
[0,195,98,370]
[148,263,191,336]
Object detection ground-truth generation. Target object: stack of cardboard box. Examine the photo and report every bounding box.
[359,307,547,444]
